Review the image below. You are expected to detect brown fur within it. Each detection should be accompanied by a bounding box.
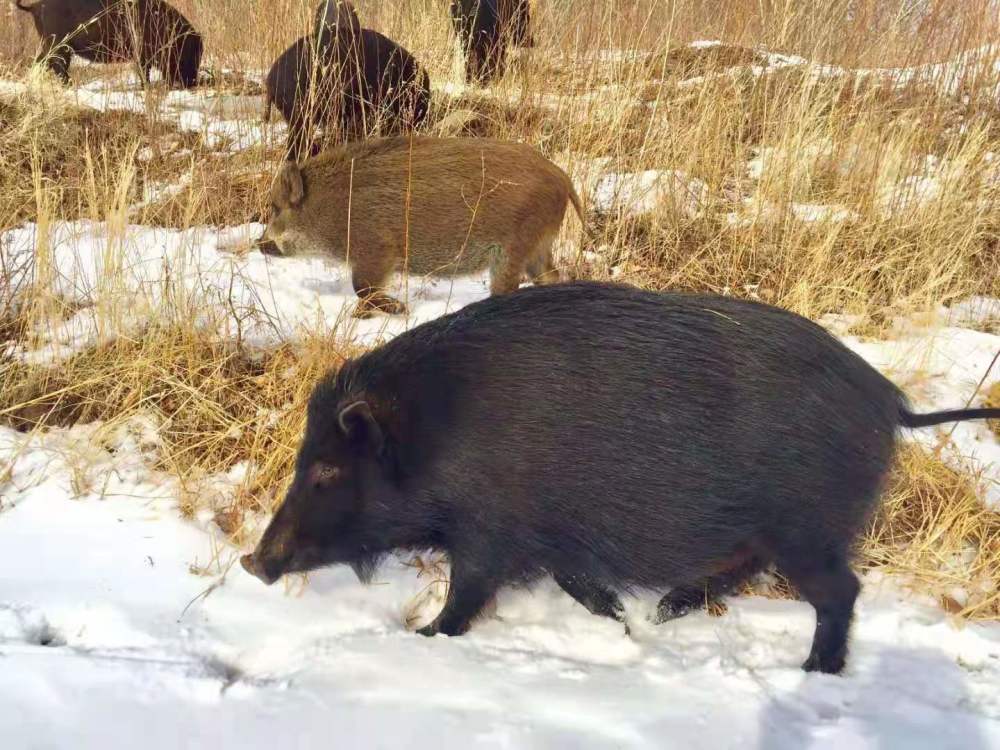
[262,136,584,316]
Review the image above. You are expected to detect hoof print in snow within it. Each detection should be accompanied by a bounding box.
[34,623,65,648]
[204,655,245,691]
[15,610,67,648]
[801,653,846,675]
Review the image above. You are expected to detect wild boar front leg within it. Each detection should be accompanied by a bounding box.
[36,37,72,83]
[351,254,407,317]
[417,555,500,637]
[554,572,629,634]
[654,555,766,623]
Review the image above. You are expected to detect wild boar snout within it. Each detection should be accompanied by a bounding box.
[257,237,281,256]
[240,548,287,586]
[242,506,298,584]
[240,553,272,584]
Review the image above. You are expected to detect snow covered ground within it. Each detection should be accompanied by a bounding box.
[1,225,998,746]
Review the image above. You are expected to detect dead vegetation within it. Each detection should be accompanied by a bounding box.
[987,382,1000,438]
[0,85,278,230]
[864,445,1000,619]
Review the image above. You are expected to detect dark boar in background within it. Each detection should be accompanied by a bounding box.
[16,0,202,87]
[451,0,532,84]
[241,282,1000,674]
[265,0,430,160]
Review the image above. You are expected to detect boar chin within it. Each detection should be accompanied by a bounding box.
[349,553,383,584]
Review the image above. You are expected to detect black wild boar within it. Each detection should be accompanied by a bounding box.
[451,0,532,84]
[265,1,430,160]
[16,0,203,87]
[241,282,1000,674]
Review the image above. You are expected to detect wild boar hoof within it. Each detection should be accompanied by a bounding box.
[651,599,694,625]
[802,652,845,675]
[352,298,408,319]
[416,624,439,637]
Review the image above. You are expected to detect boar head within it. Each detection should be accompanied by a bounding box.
[242,395,402,586]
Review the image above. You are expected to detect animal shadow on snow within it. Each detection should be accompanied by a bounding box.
[756,647,988,750]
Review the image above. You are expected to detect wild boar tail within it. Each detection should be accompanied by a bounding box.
[565,178,587,249]
[899,405,1000,428]
[567,182,585,224]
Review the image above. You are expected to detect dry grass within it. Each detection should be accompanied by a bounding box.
[986,382,1000,438]
[863,445,1000,619]
[0,0,998,620]
[0,89,277,231]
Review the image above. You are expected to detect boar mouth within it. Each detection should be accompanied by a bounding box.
[241,546,325,585]
[242,545,383,586]
[240,552,281,584]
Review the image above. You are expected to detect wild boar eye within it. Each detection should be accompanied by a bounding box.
[310,464,340,489]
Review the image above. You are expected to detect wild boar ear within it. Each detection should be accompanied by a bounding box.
[338,400,384,455]
[276,162,305,208]
[340,2,361,38]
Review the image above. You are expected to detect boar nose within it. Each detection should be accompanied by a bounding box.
[240,552,282,585]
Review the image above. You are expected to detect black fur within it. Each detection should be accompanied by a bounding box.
[17,0,202,88]
[450,0,532,84]
[245,282,1000,674]
[265,1,430,160]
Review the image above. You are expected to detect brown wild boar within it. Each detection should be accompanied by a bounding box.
[259,136,584,317]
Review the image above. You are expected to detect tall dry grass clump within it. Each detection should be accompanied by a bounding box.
[0,0,998,619]
[864,445,1000,620]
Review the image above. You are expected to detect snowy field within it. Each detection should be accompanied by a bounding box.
[2,41,1000,750]
[2,231,998,748]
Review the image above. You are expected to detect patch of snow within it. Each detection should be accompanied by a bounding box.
[0,219,494,360]
[672,41,1000,102]
[0,70,279,153]
[789,202,860,223]
[592,170,708,219]
[946,297,1000,328]
[879,174,943,214]
[725,198,859,227]
[747,139,862,185]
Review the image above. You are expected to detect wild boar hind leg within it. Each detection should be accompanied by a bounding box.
[488,242,525,296]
